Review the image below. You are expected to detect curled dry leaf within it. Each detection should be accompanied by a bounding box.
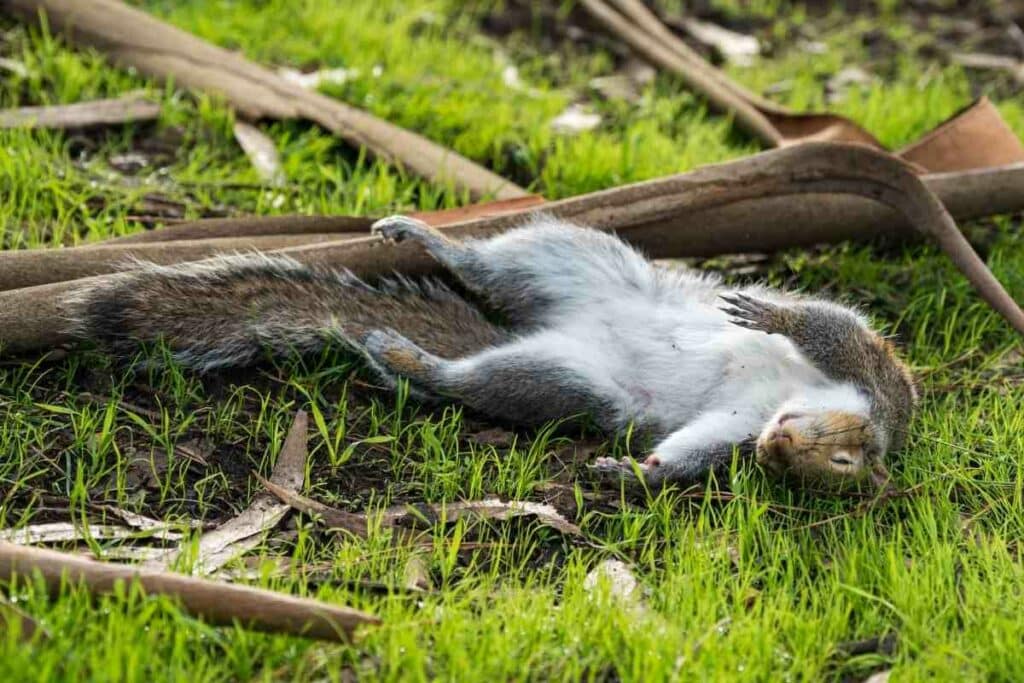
[583,559,643,608]
[382,497,581,536]
[233,121,285,186]
[678,18,760,66]
[550,104,602,134]
[0,57,29,78]
[0,522,183,544]
[590,58,656,103]
[277,66,357,90]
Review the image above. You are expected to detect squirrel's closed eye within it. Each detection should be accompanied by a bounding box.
[830,454,856,466]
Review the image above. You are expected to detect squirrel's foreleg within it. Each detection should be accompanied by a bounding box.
[592,409,753,487]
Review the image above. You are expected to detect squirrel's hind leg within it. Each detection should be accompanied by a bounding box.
[359,328,447,402]
[362,328,623,428]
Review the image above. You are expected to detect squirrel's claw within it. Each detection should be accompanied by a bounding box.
[371,215,431,243]
[590,456,650,482]
[718,293,779,334]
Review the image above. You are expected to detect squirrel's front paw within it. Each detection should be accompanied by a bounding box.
[590,456,658,485]
[718,293,788,335]
[371,215,431,243]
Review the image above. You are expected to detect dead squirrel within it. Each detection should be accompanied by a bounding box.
[67,215,916,489]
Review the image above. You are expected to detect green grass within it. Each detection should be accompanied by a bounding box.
[2,1,1024,680]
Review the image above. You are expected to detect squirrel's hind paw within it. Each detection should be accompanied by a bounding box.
[718,293,783,334]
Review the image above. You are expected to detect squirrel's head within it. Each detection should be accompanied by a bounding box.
[755,336,916,490]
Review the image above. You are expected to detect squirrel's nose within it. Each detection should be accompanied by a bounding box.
[766,426,796,455]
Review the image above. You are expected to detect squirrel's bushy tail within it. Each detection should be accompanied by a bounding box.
[65,253,506,372]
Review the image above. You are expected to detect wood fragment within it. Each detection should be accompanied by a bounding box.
[0,92,160,129]
[578,0,782,145]
[0,541,379,641]
[6,0,526,200]
[143,411,309,573]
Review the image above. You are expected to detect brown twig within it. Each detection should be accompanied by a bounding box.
[5,0,526,200]
[0,541,379,641]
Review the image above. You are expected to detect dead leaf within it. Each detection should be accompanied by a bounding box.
[590,58,656,103]
[277,66,356,90]
[107,152,150,174]
[0,522,182,544]
[101,506,204,532]
[0,92,160,130]
[233,121,285,186]
[382,497,581,536]
[678,18,760,66]
[0,57,29,78]
[143,411,309,573]
[826,66,874,104]
[583,559,642,607]
[402,552,433,592]
[550,104,601,134]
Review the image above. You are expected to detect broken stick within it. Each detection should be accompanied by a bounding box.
[0,92,160,129]
[0,541,378,641]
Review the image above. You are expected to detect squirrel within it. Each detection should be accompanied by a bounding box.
[66,215,917,489]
